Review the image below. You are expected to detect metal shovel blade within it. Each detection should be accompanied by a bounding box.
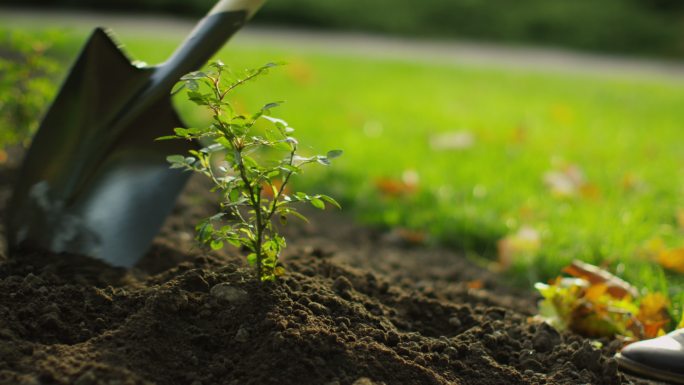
[6,0,266,267]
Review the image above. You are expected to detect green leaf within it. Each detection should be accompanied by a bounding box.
[166,155,195,169]
[327,150,343,159]
[196,221,213,243]
[279,164,300,174]
[319,194,342,209]
[185,80,199,91]
[285,136,299,145]
[310,197,326,210]
[181,71,207,81]
[166,155,186,164]
[287,210,309,223]
[262,102,281,111]
[294,192,309,200]
[210,240,224,250]
[170,81,186,95]
[174,127,199,138]
[200,143,223,153]
[209,213,226,222]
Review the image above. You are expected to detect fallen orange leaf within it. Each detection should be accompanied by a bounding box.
[374,170,419,198]
[562,260,638,299]
[374,178,416,197]
[395,228,426,245]
[467,279,484,290]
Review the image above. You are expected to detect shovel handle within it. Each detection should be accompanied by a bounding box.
[210,0,265,19]
[158,0,266,83]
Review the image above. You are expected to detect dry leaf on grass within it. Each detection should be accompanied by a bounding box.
[562,260,638,299]
[543,164,600,199]
[536,261,672,341]
[497,226,541,271]
[429,130,475,151]
[657,247,684,274]
[374,170,419,198]
[637,293,670,339]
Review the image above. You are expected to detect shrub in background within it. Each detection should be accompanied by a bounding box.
[0,30,60,155]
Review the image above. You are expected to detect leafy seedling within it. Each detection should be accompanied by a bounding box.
[161,61,342,281]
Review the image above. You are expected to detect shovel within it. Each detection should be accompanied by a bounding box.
[6,0,266,267]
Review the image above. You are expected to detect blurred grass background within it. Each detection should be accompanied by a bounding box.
[4,0,684,58]
[2,1,684,323]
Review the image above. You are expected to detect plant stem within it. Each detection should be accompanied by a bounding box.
[254,186,264,280]
[234,146,263,280]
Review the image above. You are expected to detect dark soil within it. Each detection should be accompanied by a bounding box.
[0,170,665,385]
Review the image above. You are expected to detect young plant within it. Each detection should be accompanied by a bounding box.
[161,61,342,282]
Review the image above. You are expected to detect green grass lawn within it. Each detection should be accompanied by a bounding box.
[4,25,684,321]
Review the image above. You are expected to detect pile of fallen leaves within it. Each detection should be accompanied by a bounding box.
[535,260,682,342]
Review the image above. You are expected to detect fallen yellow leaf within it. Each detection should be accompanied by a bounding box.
[637,293,671,339]
[584,283,609,302]
[657,247,684,274]
[285,58,316,85]
[550,103,575,124]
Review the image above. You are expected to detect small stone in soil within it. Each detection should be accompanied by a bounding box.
[352,378,375,385]
[332,275,354,296]
[532,322,561,352]
[448,316,462,328]
[210,283,248,304]
[234,327,250,343]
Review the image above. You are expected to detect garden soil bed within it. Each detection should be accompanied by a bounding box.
[0,168,665,385]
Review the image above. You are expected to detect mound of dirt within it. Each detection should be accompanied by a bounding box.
[0,172,660,384]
